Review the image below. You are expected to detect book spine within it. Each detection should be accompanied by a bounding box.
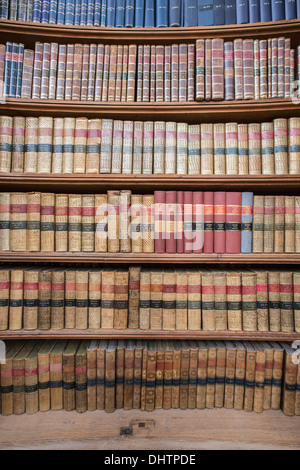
[289,118,300,175]
[38,270,52,330]
[214,272,227,330]
[142,195,154,254]
[204,191,214,253]
[253,346,265,413]
[271,347,284,410]
[214,191,226,254]
[108,45,117,102]
[127,44,137,102]
[27,191,41,252]
[187,271,201,330]
[155,45,164,103]
[200,123,213,175]
[248,122,261,175]
[233,344,245,410]
[142,44,150,102]
[280,272,294,332]
[268,272,281,332]
[24,270,39,330]
[263,195,275,253]
[125,0,134,26]
[0,192,10,252]
[40,192,55,252]
[178,43,188,102]
[171,44,179,102]
[154,191,166,254]
[94,44,104,101]
[196,345,207,409]
[132,121,143,174]
[254,39,260,100]
[175,271,188,330]
[195,40,205,102]
[0,116,13,173]
[256,271,269,332]
[243,39,254,100]
[136,45,143,102]
[114,270,129,329]
[211,38,224,100]
[142,121,153,174]
[237,123,248,175]
[252,195,264,253]
[49,0,58,22]
[65,44,74,101]
[271,37,278,99]
[261,122,274,175]
[263,346,274,410]
[9,268,24,330]
[242,272,257,331]
[88,270,101,329]
[225,122,238,175]
[224,41,234,101]
[50,349,64,411]
[16,44,24,99]
[202,272,215,330]
[119,189,131,253]
[107,190,120,253]
[234,38,243,100]
[55,193,68,252]
[65,269,76,328]
[37,116,53,174]
[259,39,268,99]
[68,194,82,252]
[94,0,101,25]
[24,117,38,173]
[226,272,242,331]
[284,38,291,99]
[80,44,90,101]
[241,192,253,254]
[75,270,89,329]
[134,0,144,26]
[164,45,171,102]
[244,346,256,411]
[95,194,108,253]
[144,0,155,25]
[153,121,165,174]
[20,49,34,99]
[81,194,95,252]
[128,266,141,328]
[10,192,27,252]
[48,43,58,100]
[72,43,83,101]
[187,43,195,102]
[285,195,295,253]
[177,122,188,175]
[0,268,9,330]
[192,191,204,254]
[11,116,25,173]
[86,119,101,174]
[75,345,88,412]
[87,0,95,25]
[74,117,88,174]
[32,42,43,100]
[116,0,125,26]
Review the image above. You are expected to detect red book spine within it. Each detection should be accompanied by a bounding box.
[176,191,184,253]
[204,191,214,253]
[154,190,166,253]
[214,191,226,254]
[225,192,242,253]
[165,191,176,254]
[193,191,204,254]
[183,191,193,253]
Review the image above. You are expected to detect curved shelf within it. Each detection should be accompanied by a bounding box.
[0,19,300,45]
[0,252,299,264]
[0,174,299,193]
[0,328,299,341]
[0,98,298,122]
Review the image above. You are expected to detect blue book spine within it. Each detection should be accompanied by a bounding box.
[17,0,27,21]
[116,0,125,25]
[241,192,253,253]
[32,0,42,21]
[80,0,88,24]
[26,0,34,20]
[9,0,17,20]
[285,0,297,18]
[41,0,50,22]
[135,0,144,25]
[213,0,225,24]
[49,0,58,22]
[101,0,107,25]
[94,0,102,24]
[125,0,134,25]
[66,0,75,24]
[1,0,9,19]
[236,0,248,22]
[9,43,18,98]
[74,0,81,23]
[181,0,184,24]
[16,43,24,98]
[156,0,169,26]
[184,0,198,25]
[198,0,213,25]
[144,0,155,25]
[57,0,66,23]
[4,43,12,97]
[298,0,300,17]
[87,0,95,25]
[107,0,116,25]
[169,0,181,26]
[249,0,260,21]
[225,0,236,23]
[271,0,285,19]
[260,0,272,21]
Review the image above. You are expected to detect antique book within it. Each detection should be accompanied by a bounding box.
[243,340,256,412]
[175,269,188,330]
[233,341,246,411]
[95,194,108,253]
[214,270,227,331]
[10,192,27,252]
[68,194,82,252]
[226,270,242,331]
[38,268,52,330]
[107,190,120,253]
[23,268,40,330]
[256,270,269,332]
[196,341,208,410]
[25,342,44,415]
[206,341,217,409]
[9,267,24,330]
[1,341,24,415]
[114,269,129,329]
[96,339,108,410]
[201,269,215,331]
[52,118,64,173]
[38,340,56,412]
[51,269,65,330]
[252,195,264,253]
[123,340,135,410]
[88,269,101,329]
[187,268,201,330]
[81,194,95,252]
[50,339,68,411]
[0,267,10,330]
[253,342,266,413]
[150,268,163,330]
[285,195,295,253]
[101,268,115,329]
[237,123,249,175]
[74,117,88,174]
[215,341,226,408]
[211,38,224,100]
[75,340,89,413]
[13,341,36,415]
[75,269,89,330]
[280,342,297,416]
[263,195,275,253]
[225,191,242,253]
[0,193,10,252]
[139,268,151,330]
[105,339,117,413]
[64,268,77,328]
[162,268,176,331]
[128,266,141,329]
[119,189,131,253]
[55,193,68,252]
[62,340,79,412]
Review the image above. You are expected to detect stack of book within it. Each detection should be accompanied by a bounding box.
[1,38,299,101]
[0,265,300,332]
[0,190,299,254]
[1,339,299,416]
[1,0,300,27]
[1,115,299,175]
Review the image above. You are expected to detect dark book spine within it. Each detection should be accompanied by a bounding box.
[156,0,169,26]
[169,0,181,26]
[135,0,145,26]
[125,0,135,26]
[236,0,249,23]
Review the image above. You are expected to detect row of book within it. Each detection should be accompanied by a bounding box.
[1,339,299,416]
[1,191,299,254]
[2,0,300,27]
[1,116,299,176]
[2,38,299,101]
[1,266,300,332]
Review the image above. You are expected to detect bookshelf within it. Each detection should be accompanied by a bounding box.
[0,16,300,450]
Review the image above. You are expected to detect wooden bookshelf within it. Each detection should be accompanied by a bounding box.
[1,17,300,451]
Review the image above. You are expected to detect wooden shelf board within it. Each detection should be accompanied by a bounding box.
[0,98,298,123]
[0,173,299,192]
[0,252,299,264]
[0,408,299,450]
[1,18,300,45]
[1,329,299,340]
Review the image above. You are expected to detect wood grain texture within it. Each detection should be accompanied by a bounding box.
[0,409,299,450]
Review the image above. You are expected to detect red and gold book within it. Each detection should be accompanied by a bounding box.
[165,191,176,254]
[154,190,166,254]
[212,38,224,101]
[225,192,242,253]
[195,39,205,101]
[171,43,179,102]
[214,192,226,254]
[183,191,193,254]
[192,191,204,254]
[72,43,83,101]
[243,39,254,100]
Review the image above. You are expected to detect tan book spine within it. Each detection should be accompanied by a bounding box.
[289,117,300,175]
[162,269,176,331]
[145,342,156,412]
[64,269,76,329]
[140,342,148,410]
[124,342,135,410]
[233,344,246,410]
[68,194,82,252]
[23,269,39,330]
[62,117,75,174]
[294,272,300,332]
[10,192,27,252]
[86,119,101,174]
[252,195,264,253]
[127,44,137,102]
[87,341,98,411]
[81,194,95,252]
[75,270,89,329]
[253,344,265,413]
[75,341,88,413]
[101,269,115,329]
[88,270,101,329]
[107,190,120,253]
[130,194,143,253]
[241,271,257,331]
[268,271,281,332]
[105,341,117,413]
[50,342,66,411]
[196,344,207,409]
[274,195,285,253]
[0,268,9,330]
[200,123,213,175]
[108,45,117,102]
[263,345,274,410]
[139,268,151,329]
[280,271,294,332]
[248,123,261,175]
[11,116,25,173]
[38,269,52,330]
[285,195,295,253]
[24,117,38,173]
[226,271,242,331]
[55,194,68,252]
[244,344,256,412]
[52,117,64,174]
[9,268,24,330]
[121,45,128,102]
[26,191,41,252]
[175,270,188,330]
[96,341,107,410]
[179,343,190,410]
[215,343,226,408]
[119,190,131,253]
[0,116,13,172]
[142,194,154,253]
[62,341,77,412]
[115,341,124,409]
[25,344,40,415]
[1,343,22,415]
[115,45,123,102]
[271,345,284,410]
[114,269,129,329]
[13,343,35,415]
[274,118,288,175]
[281,345,297,416]
[296,196,300,253]
[128,266,141,329]
[261,122,274,175]
[206,342,216,409]
[74,117,88,174]
[295,363,300,416]
[40,192,55,252]
[237,123,249,175]
[163,342,173,410]
[214,271,227,331]
[187,269,201,330]
[201,271,215,331]
[213,123,225,176]
[263,195,275,253]
[111,120,123,174]
[256,271,269,332]
[0,192,10,252]
[37,116,53,174]
[225,122,238,175]
[51,270,65,330]
[95,194,108,253]
[150,269,163,330]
